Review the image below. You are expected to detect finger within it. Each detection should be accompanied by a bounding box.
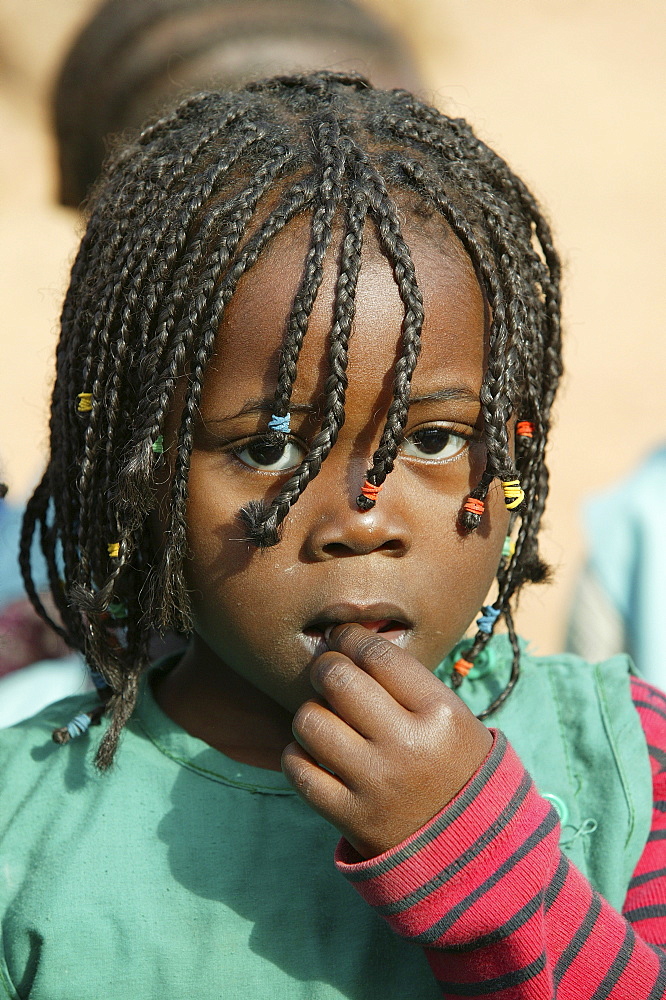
[291,698,370,784]
[310,650,407,739]
[281,740,352,822]
[327,623,450,712]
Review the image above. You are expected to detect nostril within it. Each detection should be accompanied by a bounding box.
[321,539,404,557]
[306,509,412,561]
[321,542,356,558]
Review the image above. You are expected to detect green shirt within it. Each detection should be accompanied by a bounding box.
[0,637,652,998]
[0,670,440,1000]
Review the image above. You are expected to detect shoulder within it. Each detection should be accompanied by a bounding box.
[521,644,636,684]
[0,692,164,888]
[520,642,636,685]
[521,645,646,724]
[0,695,102,892]
[0,691,97,745]
[0,692,99,785]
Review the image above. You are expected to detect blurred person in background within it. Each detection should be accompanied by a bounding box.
[53,0,422,209]
[0,469,91,727]
[567,444,666,688]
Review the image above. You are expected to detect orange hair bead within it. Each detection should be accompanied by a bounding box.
[356,480,383,511]
[516,421,535,438]
[453,657,474,677]
[463,497,485,517]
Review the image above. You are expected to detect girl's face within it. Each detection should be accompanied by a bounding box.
[178,215,509,713]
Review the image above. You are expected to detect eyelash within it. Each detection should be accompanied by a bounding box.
[229,424,477,473]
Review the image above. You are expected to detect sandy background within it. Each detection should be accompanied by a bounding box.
[0,0,664,654]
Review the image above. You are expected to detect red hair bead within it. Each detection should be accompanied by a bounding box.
[516,421,535,438]
[356,480,383,511]
[463,497,485,517]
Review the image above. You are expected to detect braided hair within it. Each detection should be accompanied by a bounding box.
[23,72,562,767]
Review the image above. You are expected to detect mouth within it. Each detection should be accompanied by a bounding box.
[301,603,414,656]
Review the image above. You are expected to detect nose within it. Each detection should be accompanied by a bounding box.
[302,488,412,560]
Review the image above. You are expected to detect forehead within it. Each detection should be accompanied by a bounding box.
[205,210,487,407]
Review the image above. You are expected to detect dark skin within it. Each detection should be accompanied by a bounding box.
[155,213,506,859]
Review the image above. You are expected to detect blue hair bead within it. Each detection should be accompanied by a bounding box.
[90,669,109,692]
[268,413,290,434]
[476,605,501,634]
[66,713,92,740]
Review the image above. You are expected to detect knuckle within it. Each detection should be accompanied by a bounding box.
[312,654,354,693]
[291,701,320,739]
[393,722,421,754]
[353,632,393,666]
[423,695,455,730]
[283,757,315,796]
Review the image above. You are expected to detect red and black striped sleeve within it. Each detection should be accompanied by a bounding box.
[624,677,666,946]
[336,704,666,998]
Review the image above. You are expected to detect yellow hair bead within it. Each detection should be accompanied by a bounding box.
[76,392,93,413]
[107,542,120,558]
[502,479,524,510]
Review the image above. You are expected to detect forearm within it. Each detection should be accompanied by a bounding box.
[336,732,666,998]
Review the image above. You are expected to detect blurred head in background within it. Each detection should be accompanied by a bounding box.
[53,0,422,208]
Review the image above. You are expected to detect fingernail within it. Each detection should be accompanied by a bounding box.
[323,624,334,643]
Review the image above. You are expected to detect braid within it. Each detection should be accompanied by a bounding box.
[151,171,320,619]
[351,153,424,507]
[270,118,346,426]
[27,73,563,763]
[241,173,369,546]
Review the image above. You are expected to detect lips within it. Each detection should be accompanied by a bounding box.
[301,602,414,655]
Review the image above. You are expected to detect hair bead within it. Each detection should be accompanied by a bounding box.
[356,480,382,511]
[151,435,164,454]
[516,421,535,438]
[502,479,525,510]
[476,604,501,634]
[107,542,120,558]
[502,535,516,559]
[51,703,106,745]
[453,657,474,678]
[52,712,92,744]
[90,669,110,692]
[463,496,485,517]
[76,392,93,412]
[268,413,291,434]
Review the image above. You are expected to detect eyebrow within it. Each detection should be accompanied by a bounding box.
[204,386,480,425]
[203,398,316,425]
[409,386,480,405]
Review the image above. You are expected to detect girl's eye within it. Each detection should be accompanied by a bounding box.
[402,426,469,461]
[234,438,304,472]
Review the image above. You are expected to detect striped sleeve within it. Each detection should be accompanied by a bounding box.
[336,727,666,998]
[624,677,666,945]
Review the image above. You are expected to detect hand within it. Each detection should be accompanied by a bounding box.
[281,623,493,859]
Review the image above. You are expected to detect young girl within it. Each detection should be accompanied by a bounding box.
[1,73,665,999]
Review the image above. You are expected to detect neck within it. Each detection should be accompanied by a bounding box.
[153,637,294,771]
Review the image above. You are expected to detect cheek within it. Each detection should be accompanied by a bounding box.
[183,475,295,637]
[417,481,508,657]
